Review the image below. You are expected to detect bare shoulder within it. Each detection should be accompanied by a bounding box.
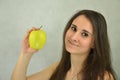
[27,61,59,80]
[104,71,114,80]
[98,71,114,80]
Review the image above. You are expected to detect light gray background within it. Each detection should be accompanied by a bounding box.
[0,0,120,80]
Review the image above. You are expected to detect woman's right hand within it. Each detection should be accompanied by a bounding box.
[21,27,40,54]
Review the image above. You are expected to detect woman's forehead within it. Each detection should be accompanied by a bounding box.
[72,15,93,33]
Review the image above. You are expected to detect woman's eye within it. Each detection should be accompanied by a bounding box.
[81,32,89,37]
[71,26,77,32]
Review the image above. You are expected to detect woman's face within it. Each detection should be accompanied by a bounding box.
[65,15,94,55]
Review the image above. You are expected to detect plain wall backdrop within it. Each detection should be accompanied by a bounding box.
[0,0,120,80]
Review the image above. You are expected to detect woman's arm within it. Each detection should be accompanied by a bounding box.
[11,52,33,80]
[27,62,59,80]
[11,27,59,80]
[11,27,39,80]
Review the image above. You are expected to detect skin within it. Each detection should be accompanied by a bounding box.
[65,15,94,80]
[65,15,94,55]
[11,28,58,80]
[11,15,114,80]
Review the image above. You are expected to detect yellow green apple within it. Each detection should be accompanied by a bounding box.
[29,29,47,50]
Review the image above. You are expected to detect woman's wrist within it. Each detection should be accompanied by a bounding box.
[20,51,34,60]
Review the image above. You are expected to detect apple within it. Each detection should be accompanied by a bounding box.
[29,29,47,50]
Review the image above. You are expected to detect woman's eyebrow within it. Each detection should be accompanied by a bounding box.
[82,29,89,33]
[82,29,93,35]
[71,24,77,28]
[71,24,93,35]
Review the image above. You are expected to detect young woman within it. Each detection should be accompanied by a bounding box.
[11,10,116,80]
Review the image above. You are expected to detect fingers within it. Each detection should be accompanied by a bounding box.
[22,27,40,54]
[23,27,40,46]
[31,27,40,30]
[27,27,40,33]
[25,27,40,39]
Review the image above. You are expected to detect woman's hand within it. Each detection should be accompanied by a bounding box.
[11,27,41,80]
[21,27,40,54]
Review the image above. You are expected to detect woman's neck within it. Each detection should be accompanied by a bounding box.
[70,54,88,74]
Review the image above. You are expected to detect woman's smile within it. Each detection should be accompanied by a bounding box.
[65,15,94,55]
[68,39,80,47]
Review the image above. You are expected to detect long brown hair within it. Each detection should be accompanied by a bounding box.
[49,10,116,80]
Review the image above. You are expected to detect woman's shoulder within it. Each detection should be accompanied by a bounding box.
[104,71,114,80]
[98,71,115,80]
[27,61,59,80]
[48,61,59,71]
[50,61,59,68]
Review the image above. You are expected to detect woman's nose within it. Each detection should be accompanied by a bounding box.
[71,33,79,42]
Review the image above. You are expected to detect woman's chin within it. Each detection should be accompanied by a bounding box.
[66,47,78,54]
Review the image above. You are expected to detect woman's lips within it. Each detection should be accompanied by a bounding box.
[68,40,79,47]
